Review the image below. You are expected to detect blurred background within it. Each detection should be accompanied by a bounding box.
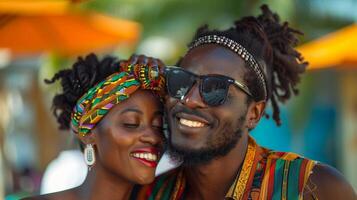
[1,0,356,199]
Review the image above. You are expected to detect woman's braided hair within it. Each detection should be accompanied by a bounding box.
[186,5,307,125]
[45,53,119,130]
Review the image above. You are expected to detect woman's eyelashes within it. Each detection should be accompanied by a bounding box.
[122,123,140,129]
[152,117,163,131]
[120,121,163,131]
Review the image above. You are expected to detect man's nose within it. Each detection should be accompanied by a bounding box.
[181,83,206,108]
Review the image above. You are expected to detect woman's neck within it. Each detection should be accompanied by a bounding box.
[76,164,134,200]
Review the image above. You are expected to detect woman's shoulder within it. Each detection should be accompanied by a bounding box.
[21,188,78,200]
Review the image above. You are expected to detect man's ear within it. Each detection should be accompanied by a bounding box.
[246,100,266,129]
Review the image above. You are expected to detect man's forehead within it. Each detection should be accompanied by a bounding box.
[180,44,247,79]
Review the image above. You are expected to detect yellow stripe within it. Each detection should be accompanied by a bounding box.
[225,137,257,199]
[304,161,317,186]
[281,152,299,161]
[226,175,238,197]
[298,160,317,200]
[281,161,290,200]
[259,157,272,200]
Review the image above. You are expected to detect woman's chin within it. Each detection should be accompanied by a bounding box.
[134,171,156,185]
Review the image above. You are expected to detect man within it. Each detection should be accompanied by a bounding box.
[135,5,356,200]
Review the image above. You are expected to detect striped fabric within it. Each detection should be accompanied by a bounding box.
[138,137,316,200]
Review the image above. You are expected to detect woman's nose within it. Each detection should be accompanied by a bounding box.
[139,126,163,146]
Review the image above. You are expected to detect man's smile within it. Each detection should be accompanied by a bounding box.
[179,118,205,128]
[175,112,211,129]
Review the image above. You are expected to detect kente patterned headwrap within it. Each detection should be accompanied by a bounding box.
[71,64,165,136]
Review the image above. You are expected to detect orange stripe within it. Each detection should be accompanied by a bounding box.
[172,170,185,200]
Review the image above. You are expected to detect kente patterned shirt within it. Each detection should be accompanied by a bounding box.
[133,136,317,200]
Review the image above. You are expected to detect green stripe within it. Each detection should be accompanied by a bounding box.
[149,174,168,199]
[272,159,285,200]
[97,109,108,116]
[288,158,303,200]
[117,95,129,102]
[161,176,176,200]
[78,128,90,134]
[92,98,101,106]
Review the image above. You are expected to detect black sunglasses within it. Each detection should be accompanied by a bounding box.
[165,66,252,106]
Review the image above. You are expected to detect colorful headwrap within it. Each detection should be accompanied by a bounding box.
[71,64,165,136]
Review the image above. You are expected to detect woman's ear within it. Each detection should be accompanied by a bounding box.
[76,130,97,145]
[246,100,266,129]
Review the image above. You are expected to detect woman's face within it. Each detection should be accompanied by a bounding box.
[92,90,164,184]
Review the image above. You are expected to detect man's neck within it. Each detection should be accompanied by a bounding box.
[184,133,249,200]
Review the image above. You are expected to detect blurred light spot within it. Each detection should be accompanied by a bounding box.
[7,90,24,118]
[137,36,177,60]
[0,49,11,69]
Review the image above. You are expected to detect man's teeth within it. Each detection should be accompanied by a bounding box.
[131,153,158,162]
[179,118,205,128]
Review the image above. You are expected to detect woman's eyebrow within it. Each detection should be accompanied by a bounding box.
[120,108,143,115]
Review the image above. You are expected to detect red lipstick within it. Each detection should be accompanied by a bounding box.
[131,147,160,168]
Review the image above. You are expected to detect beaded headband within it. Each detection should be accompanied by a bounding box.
[189,35,267,100]
[71,64,165,136]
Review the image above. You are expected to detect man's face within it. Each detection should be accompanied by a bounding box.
[165,44,251,165]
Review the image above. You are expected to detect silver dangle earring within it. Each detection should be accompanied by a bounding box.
[84,144,95,170]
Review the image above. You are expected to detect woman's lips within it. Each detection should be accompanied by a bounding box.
[130,148,160,168]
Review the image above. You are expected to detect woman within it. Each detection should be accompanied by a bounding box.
[24,54,166,200]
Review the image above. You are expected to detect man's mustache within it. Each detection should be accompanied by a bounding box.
[169,104,212,123]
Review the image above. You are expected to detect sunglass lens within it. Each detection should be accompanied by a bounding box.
[167,69,195,99]
[202,77,229,106]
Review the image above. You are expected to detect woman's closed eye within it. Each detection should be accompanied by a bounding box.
[152,117,163,131]
[122,123,140,129]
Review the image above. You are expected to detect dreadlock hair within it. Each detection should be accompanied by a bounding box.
[183,5,307,126]
[45,53,119,130]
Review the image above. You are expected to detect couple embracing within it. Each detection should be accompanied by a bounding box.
[25,5,356,200]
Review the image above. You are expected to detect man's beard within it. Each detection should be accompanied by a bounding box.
[166,116,245,167]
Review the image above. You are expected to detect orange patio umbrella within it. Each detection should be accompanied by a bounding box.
[0,0,141,58]
[297,24,357,70]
